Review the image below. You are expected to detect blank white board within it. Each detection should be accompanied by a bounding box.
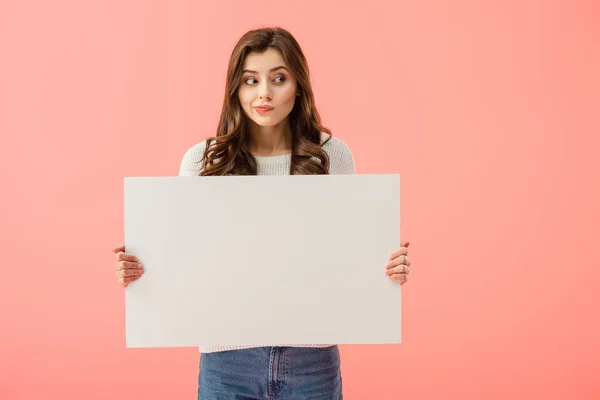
[124,174,401,348]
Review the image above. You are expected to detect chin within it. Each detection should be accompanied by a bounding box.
[250,116,284,127]
[257,120,281,127]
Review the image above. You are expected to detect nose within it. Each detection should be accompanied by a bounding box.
[258,83,272,101]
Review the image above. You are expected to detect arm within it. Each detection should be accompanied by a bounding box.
[178,141,207,176]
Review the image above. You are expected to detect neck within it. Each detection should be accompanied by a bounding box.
[247,119,293,156]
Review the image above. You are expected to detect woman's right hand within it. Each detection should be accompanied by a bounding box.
[112,245,144,287]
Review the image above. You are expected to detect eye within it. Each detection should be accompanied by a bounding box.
[244,77,258,85]
[274,75,286,83]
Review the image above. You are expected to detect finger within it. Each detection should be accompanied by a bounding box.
[116,260,143,271]
[386,265,409,276]
[118,275,141,286]
[389,247,408,260]
[389,273,408,283]
[112,245,125,253]
[116,252,138,263]
[385,255,409,270]
[117,268,144,278]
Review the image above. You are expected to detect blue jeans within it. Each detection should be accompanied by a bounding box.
[198,346,343,400]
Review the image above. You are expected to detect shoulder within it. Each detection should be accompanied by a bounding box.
[320,133,355,174]
[178,140,208,176]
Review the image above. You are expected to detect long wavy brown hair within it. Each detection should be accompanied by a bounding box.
[199,27,332,176]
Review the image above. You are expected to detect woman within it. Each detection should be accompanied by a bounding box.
[112,27,412,400]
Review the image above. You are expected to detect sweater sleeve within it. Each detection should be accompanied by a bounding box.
[178,141,207,176]
[323,135,356,175]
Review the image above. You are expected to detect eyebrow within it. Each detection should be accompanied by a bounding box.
[242,66,289,74]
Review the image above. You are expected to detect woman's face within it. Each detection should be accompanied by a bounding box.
[238,48,298,127]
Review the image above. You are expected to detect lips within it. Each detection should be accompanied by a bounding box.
[255,105,274,111]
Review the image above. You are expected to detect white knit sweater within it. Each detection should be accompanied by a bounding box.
[177,133,355,353]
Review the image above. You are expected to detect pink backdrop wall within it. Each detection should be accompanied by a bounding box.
[1,1,598,399]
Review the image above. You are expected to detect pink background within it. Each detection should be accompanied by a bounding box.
[1,0,599,399]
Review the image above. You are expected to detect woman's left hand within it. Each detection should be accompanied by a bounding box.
[385,241,411,285]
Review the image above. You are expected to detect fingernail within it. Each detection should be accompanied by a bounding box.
[137,263,143,269]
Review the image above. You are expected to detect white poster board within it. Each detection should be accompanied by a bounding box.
[124,174,401,348]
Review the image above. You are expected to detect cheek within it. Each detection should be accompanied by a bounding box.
[238,88,253,108]
[279,84,297,105]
